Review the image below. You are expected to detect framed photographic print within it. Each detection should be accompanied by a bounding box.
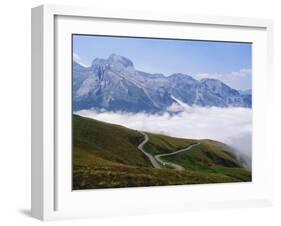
[31,4,274,221]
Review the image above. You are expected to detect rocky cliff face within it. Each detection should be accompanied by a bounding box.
[73,54,252,112]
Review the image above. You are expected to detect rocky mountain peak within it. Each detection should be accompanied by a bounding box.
[107,54,134,68]
[73,54,252,112]
[91,58,107,67]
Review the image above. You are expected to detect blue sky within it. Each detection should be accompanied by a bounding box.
[73,35,252,90]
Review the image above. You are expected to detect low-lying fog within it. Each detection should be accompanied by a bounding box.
[76,106,252,169]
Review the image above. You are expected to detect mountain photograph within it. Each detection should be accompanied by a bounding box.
[72,35,252,189]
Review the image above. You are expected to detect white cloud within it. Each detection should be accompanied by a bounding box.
[73,52,90,67]
[194,69,252,90]
[166,102,185,112]
[76,106,252,168]
[73,52,81,61]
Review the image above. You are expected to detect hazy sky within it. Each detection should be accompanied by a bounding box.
[73,34,252,90]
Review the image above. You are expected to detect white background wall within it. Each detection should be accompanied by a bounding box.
[0,0,280,225]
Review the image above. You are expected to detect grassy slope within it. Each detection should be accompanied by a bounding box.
[143,133,197,155]
[73,115,251,190]
[161,140,251,181]
[73,115,151,167]
[144,134,251,182]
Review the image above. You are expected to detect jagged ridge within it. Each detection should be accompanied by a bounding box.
[73,54,252,112]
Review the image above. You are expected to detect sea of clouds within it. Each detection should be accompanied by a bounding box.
[76,105,252,169]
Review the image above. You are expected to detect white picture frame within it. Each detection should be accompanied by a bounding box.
[31,4,274,221]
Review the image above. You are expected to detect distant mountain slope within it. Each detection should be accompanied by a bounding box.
[73,54,252,112]
[73,115,251,189]
[239,89,252,95]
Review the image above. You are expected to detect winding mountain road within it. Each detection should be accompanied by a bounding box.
[155,143,200,171]
[137,132,200,171]
[137,132,161,169]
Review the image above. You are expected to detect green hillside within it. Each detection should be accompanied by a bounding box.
[143,133,197,155]
[160,140,251,181]
[73,115,151,167]
[73,115,251,190]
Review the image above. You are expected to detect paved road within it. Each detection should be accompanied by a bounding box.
[137,132,161,168]
[155,143,200,171]
[137,132,200,171]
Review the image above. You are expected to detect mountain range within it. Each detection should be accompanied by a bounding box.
[73,54,252,113]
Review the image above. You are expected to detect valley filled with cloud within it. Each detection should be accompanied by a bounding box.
[76,106,252,168]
